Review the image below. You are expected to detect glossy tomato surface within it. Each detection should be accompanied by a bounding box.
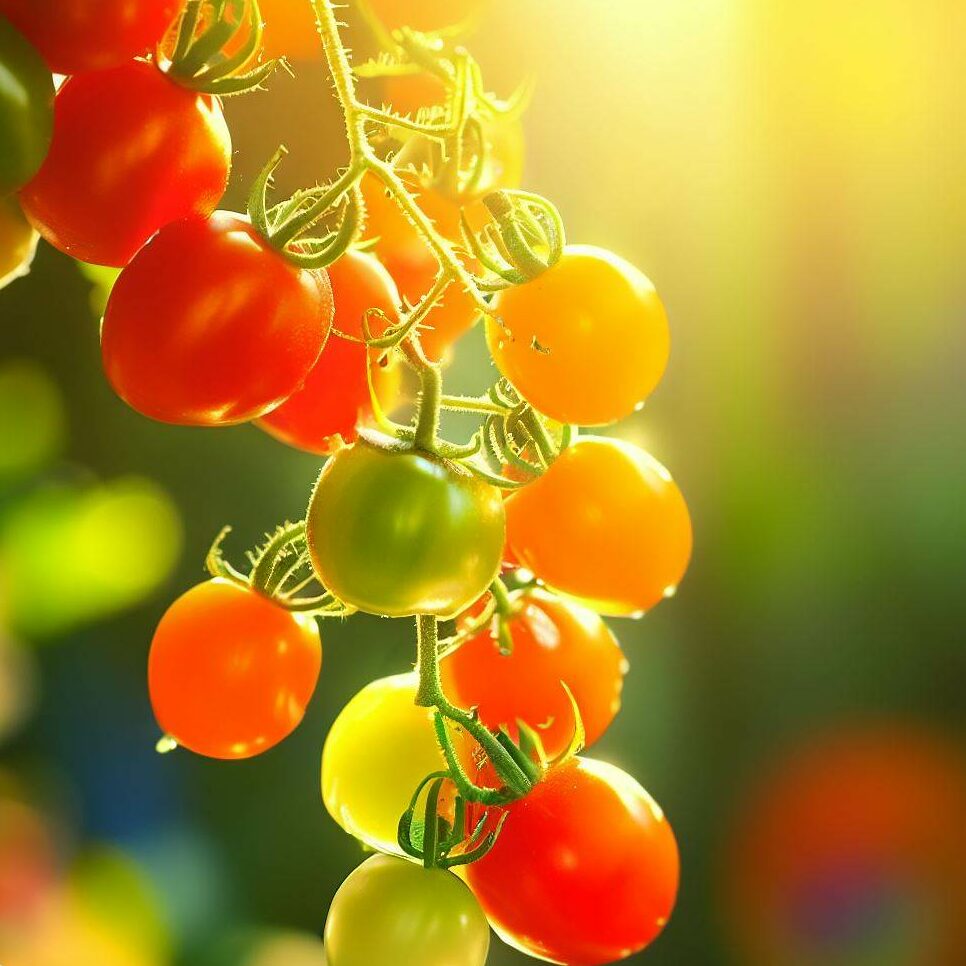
[0,195,38,290]
[0,16,53,194]
[102,211,332,425]
[325,854,490,966]
[505,437,692,616]
[148,578,322,760]
[258,249,402,454]
[442,589,626,758]
[487,245,670,425]
[307,438,505,618]
[466,756,679,966]
[0,0,178,74]
[20,60,230,267]
[321,673,466,855]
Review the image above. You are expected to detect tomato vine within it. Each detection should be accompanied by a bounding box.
[1,0,692,961]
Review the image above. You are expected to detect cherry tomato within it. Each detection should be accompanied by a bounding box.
[101,211,333,426]
[258,249,403,454]
[365,0,487,33]
[466,756,679,965]
[487,245,670,425]
[148,578,322,760]
[324,854,490,966]
[505,437,692,616]
[307,437,505,618]
[0,0,178,75]
[0,195,38,290]
[0,16,53,194]
[322,673,469,855]
[20,60,231,267]
[359,172,482,362]
[441,589,626,759]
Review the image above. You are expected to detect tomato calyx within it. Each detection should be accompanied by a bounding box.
[247,146,364,270]
[461,189,566,290]
[161,0,284,97]
[432,379,575,489]
[205,522,355,617]
[397,772,508,870]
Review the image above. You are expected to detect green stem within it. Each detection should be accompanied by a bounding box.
[440,394,509,415]
[414,615,532,797]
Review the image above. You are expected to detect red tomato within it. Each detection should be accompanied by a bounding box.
[359,172,482,362]
[505,437,692,616]
[466,756,679,965]
[148,578,322,759]
[441,590,626,758]
[101,211,333,426]
[258,249,403,454]
[19,60,230,268]
[0,0,178,75]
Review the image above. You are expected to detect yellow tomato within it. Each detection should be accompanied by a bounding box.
[322,673,466,854]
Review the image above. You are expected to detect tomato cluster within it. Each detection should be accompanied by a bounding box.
[2,2,693,965]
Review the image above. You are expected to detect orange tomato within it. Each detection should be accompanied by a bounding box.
[148,578,322,759]
[504,437,692,616]
[487,245,670,426]
[258,249,403,454]
[441,589,626,758]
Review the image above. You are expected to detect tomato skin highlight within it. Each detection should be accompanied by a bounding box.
[306,438,506,619]
[20,60,231,267]
[0,194,38,290]
[466,756,679,966]
[321,673,466,855]
[487,245,670,425]
[0,16,53,194]
[505,437,692,616]
[442,589,626,759]
[324,853,490,966]
[148,578,322,760]
[258,249,402,454]
[101,211,333,426]
[0,0,179,75]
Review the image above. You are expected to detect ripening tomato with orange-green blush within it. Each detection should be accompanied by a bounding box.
[258,249,403,454]
[486,245,670,425]
[442,589,626,758]
[505,436,692,616]
[306,437,506,619]
[148,578,322,759]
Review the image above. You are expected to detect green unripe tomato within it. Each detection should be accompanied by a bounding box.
[324,854,490,966]
[306,437,505,618]
[0,17,54,193]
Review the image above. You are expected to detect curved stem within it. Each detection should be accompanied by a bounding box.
[414,615,532,797]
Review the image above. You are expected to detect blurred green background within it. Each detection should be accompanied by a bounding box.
[1,1,964,964]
